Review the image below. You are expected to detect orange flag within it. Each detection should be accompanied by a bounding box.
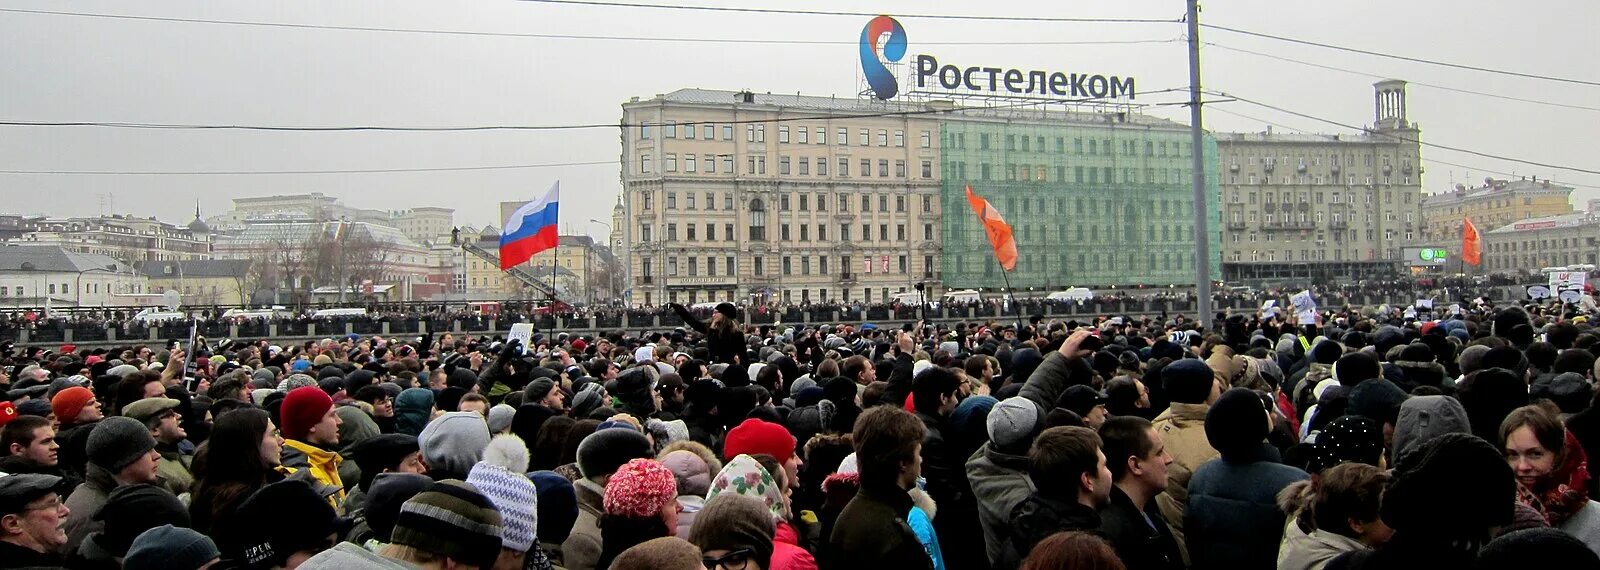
[1462,217,1482,266]
[964,185,1018,271]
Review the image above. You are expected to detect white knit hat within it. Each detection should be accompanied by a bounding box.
[466,435,538,552]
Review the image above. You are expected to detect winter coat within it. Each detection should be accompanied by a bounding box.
[298,541,414,570]
[1097,486,1184,570]
[826,480,933,570]
[1150,402,1217,562]
[774,520,820,570]
[561,477,605,570]
[0,539,63,569]
[915,410,984,570]
[62,463,120,553]
[995,494,1102,570]
[54,420,96,481]
[1184,453,1309,570]
[1205,346,1239,391]
[1558,500,1600,557]
[154,441,194,499]
[1323,535,1479,570]
[1277,518,1368,570]
[965,443,1034,566]
[674,494,704,539]
[282,439,347,511]
[0,455,80,498]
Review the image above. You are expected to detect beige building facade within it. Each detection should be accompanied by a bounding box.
[1482,212,1600,274]
[1421,178,1573,243]
[620,89,943,307]
[1216,80,1424,283]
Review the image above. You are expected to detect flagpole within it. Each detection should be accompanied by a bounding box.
[998,266,1022,334]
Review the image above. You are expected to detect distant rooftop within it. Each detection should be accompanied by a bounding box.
[1486,211,1599,234]
[641,88,1189,130]
[0,244,130,273]
[1424,177,1574,204]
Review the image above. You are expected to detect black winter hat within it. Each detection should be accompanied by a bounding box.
[352,433,422,492]
[574,426,653,480]
[1161,358,1214,405]
[1333,352,1380,387]
[232,480,340,569]
[364,472,434,543]
[1347,378,1408,426]
[1381,433,1514,538]
[1531,372,1592,414]
[447,368,480,391]
[1459,367,1530,444]
[1205,387,1270,459]
[524,378,557,404]
[1474,528,1600,568]
[93,484,190,556]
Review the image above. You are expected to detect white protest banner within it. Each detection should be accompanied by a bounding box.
[1551,271,1587,290]
[508,323,536,353]
[1415,299,1434,309]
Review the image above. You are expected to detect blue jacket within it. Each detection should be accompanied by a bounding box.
[1185,451,1309,570]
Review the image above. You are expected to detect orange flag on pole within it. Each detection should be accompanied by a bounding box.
[964,185,1018,271]
[1462,217,1482,266]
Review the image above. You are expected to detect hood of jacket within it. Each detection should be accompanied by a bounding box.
[1393,395,1471,460]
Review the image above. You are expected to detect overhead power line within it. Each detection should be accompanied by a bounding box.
[1206,43,1600,113]
[528,0,1179,23]
[1210,90,1600,177]
[1207,105,1600,191]
[1201,24,1600,88]
[0,87,1189,132]
[0,160,616,176]
[0,8,1178,45]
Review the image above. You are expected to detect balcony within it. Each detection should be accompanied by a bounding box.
[641,276,654,285]
[838,272,856,283]
[1226,219,1247,230]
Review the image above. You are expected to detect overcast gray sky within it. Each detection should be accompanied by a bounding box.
[2,0,1597,239]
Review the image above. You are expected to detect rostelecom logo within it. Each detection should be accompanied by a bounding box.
[859,15,907,100]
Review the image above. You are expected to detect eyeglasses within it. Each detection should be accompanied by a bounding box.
[24,497,63,513]
[703,548,754,570]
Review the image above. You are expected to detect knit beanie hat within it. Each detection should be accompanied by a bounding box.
[392,480,505,569]
[604,458,679,519]
[123,525,219,570]
[279,386,333,441]
[1346,379,1409,426]
[234,480,340,569]
[531,470,579,544]
[93,483,190,556]
[1162,359,1215,404]
[419,411,492,478]
[1474,527,1600,568]
[1305,415,1383,474]
[1381,432,1515,537]
[1204,387,1270,460]
[86,416,157,471]
[688,493,775,568]
[524,378,557,404]
[722,418,795,463]
[488,404,517,434]
[511,404,556,450]
[277,374,318,393]
[52,386,96,425]
[612,536,704,570]
[988,397,1045,454]
[1333,352,1380,387]
[363,473,433,543]
[466,435,538,552]
[575,426,653,480]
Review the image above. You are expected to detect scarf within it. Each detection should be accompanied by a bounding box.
[1515,430,1592,527]
[284,438,348,502]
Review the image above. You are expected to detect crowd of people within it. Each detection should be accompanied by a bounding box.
[2,292,1599,570]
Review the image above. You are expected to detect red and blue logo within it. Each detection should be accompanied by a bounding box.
[860,15,907,100]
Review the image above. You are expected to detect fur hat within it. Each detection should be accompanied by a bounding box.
[575,426,653,480]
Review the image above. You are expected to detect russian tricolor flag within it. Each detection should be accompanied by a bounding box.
[499,182,560,270]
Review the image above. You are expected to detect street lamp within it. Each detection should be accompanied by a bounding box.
[588,219,613,304]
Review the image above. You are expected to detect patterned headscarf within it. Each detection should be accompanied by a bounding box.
[706,454,790,522]
[1516,430,1593,527]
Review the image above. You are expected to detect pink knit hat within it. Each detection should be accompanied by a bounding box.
[603,458,679,519]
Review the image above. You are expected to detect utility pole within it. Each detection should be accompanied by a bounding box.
[1187,0,1214,330]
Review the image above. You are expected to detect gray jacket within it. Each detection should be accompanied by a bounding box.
[299,542,416,570]
[965,442,1034,565]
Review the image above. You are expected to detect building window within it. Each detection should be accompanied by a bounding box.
[895,160,906,177]
[798,127,808,144]
[859,129,870,146]
[839,158,849,176]
[664,120,676,138]
[704,124,715,139]
[838,128,848,145]
[817,158,828,176]
[878,159,889,177]
[640,224,652,242]
[640,155,652,173]
[783,256,792,275]
[920,130,932,148]
[779,156,791,175]
[753,256,763,275]
[877,130,889,146]
[686,225,697,240]
[922,160,933,178]
[816,127,826,144]
[861,159,871,176]
[684,155,696,173]
[665,153,677,172]
[666,192,677,209]
[640,123,652,139]
[894,130,904,147]
[779,125,790,143]
[749,199,767,240]
[798,158,809,175]
[722,125,733,140]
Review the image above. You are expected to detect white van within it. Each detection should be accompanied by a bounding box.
[889,292,925,305]
[312,307,368,318]
[1046,288,1095,302]
[222,306,289,319]
[132,307,186,324]
[941,289,981,304]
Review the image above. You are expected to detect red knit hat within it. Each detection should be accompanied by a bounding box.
[602,458,678,519]
[51,386,96,425]
[722,418,796,463]
[280,386,334,441]
[0,402,16,428]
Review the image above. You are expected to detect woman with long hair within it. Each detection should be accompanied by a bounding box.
[1499,405,1600,552]
[671,302,745,365]
[188,408,285,548]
